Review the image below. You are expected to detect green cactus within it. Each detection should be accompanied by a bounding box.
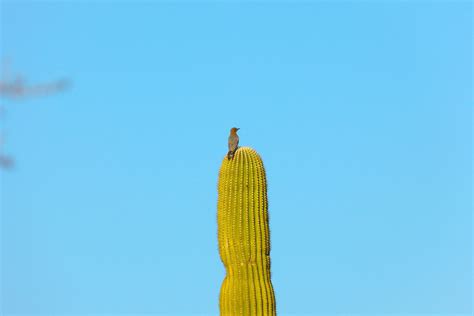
[217,146,276,315]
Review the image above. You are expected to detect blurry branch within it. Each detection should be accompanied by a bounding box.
[0,132,13,169]
[0,79,69,99]
[0,58,69,99]
[0,154,14,169]
[0,77,70,99]
[0,57,70,170]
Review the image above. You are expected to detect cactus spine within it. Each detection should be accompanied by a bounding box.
[217,146,276,315]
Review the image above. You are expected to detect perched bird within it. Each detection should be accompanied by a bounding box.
[227,127,240,160]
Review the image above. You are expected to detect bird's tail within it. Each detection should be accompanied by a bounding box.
[227,150,235,160]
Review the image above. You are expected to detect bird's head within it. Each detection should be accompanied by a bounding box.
[230,127,240,133]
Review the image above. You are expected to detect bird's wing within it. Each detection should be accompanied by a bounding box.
[228,135,239,151]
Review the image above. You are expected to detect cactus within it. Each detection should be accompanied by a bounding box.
[217,146,276,315]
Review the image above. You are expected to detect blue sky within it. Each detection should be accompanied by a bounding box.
[0,1,472,315]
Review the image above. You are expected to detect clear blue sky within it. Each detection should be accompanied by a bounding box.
[0,1,471,315]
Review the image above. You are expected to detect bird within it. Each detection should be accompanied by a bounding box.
[227,127,240,160]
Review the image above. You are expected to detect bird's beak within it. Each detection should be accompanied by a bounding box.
[236,128,240,131]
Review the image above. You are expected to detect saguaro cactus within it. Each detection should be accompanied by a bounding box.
[217,146,276,315]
